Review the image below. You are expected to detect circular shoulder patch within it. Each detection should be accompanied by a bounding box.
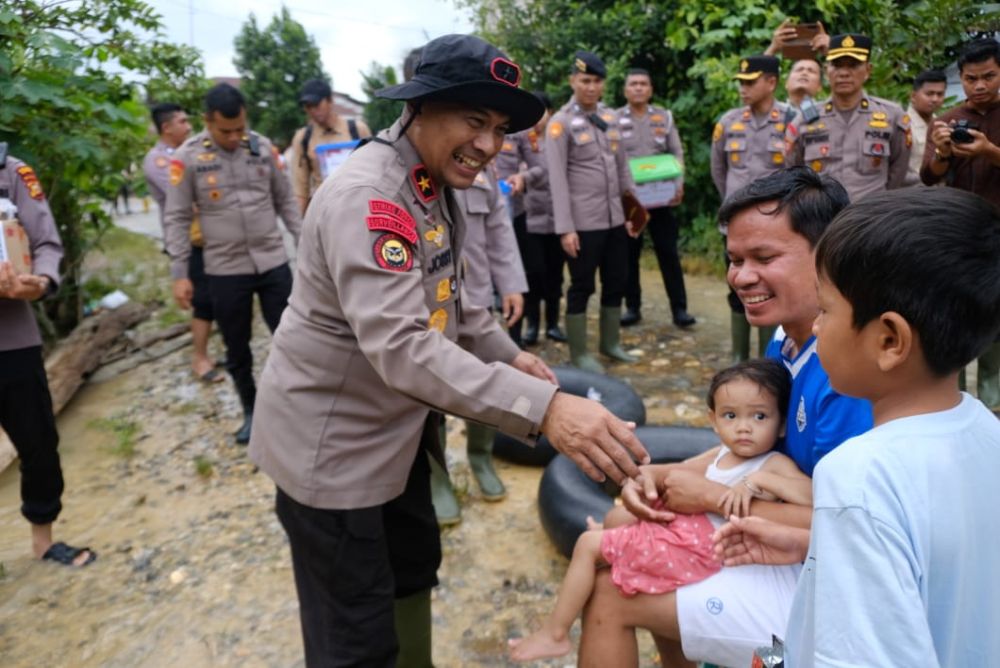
[373,233,413,272]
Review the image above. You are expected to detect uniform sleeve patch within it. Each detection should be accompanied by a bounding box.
[168,159,185,186]
[373,233,413,272]
[548,121,563,139]
[712,123,723,142]
[15,166,45,200]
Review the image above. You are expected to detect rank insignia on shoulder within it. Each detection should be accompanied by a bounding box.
[155,156,168,168]
[770,108,780,120]
[411,165,437,203]
[15,165,44,200]
[860,99,869,110]
[901,114,911,126]
[428,308,448,332]
[368,199,418,244]
[373,233,413,272]
[202,138,212,148]
[548,121,564,139]
[168,159,185,186]
[528,130,540,152]
[742,110,751,121]
[712,123,723,142]
[825,102,833,112]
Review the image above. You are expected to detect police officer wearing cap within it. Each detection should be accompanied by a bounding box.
[163,83,302,445]
[290,78,372,214]
[617,68,695,330]
[247,34,649,668]
[711,55,787,361]
[547,50,639,373]
[787,33,911,200]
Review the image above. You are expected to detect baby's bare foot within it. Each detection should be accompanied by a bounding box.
[508,628,572,662]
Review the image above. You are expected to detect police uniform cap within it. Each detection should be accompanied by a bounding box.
[299,79,333,105]
[572,50,607,79]
[376,34,543,133]
[826,34,872,62]
[734,55,780,81]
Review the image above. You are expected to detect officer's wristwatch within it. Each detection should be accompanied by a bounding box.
[933,147,952,162]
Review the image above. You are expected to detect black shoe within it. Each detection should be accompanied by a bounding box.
[545,326,567,343]
[673,309,696,328]
[523,322,539,346]
[235,413,253,445]
[620,308,642,327]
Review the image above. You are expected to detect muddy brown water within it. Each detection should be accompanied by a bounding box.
[0,270,749,667]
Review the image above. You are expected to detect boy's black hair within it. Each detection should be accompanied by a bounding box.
[204,83,245,119]
[718,167,850,248]
[150,102,184,134]
[912,69,947,90]
[816,187,1000,376]
[958,38,1000,73]
[532,90,554,111]
[707,359,792,419]
[625,68,651,80]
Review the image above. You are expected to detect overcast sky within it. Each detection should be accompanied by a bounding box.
[147,0,475,101]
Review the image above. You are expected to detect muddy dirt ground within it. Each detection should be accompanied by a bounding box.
[0,265,764,667]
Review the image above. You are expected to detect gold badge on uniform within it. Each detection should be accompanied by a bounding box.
[843,35,856,48]
[650,114,664,123]
[209,189,222,201]
[740,59,749,72]
[575,57,587,73]
[579,132,591,142]
[775,122,785,132]
[424,224,445,248]
[168,159,185,186]
[197,152,216,162]
[872,112,887,121]
[429,308,448,332]
[155,156,168,168]
[811,160,823,172]
[548,121,564,139]
[712,123,723,142]
[15,165,44,200]
[501,142,514,152]
[901,114,911,126]
[770,108,780,120]
[730,141,741,150]
[731,122,745,132]
[206,174,218,186]
[731,153,740,164]
[742,110,751,121]
[773,153,784,165]
[435,276,454,302]
[868,120,889,129]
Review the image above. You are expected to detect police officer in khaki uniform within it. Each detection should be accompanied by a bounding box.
[247,35,649,668]
[430,164,528,525]
[618,68,695,329]
[290,79,372,214]
[0,146,96,567]
[495,127,532,346]
[164,83,302,445]
[547,50,638,373]
[787,34,912,200]
[711,55,787,362]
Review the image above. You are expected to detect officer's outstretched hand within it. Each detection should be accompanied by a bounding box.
[510,351,557,385]
[560,232,580,258]
[0,262,48,301]
[172,278,194,310]
[540,392,650,484]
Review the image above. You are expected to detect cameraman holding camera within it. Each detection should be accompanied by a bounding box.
[922,38,1000,413]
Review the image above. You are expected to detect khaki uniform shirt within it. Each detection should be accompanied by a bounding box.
[903,104,929,187]
[248,118,557,509]
[143,140,203,246]
[0,155,63,351]
[711,101,790,199]
[163,130,301,279]
[787,93,911,201]
[618,104,685,194]
[495,136,525,218]
[290,116,372,203]
[516,129,555,234]
[546,99,634,235]
[454,168,527,308]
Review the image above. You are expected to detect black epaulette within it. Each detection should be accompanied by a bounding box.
[202,138,212,148]
[0,142,7,166]
[241,132,261,156]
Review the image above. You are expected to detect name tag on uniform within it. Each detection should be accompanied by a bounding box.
[315,140,360,180]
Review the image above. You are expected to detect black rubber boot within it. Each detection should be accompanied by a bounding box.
[234,412,253,445]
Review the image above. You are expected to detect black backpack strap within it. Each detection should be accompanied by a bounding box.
[299,124,313,168]
[348,118,359,140]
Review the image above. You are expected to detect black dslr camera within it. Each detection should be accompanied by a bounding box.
[951,119,979,144]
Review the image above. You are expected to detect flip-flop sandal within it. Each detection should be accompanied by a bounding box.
[198,368,225,384]
[42,542,97,567]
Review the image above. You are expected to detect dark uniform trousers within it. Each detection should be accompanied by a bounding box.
[624,205,687,314]
[206,263,293,411]
[566,226,629,314]
[275,416,442,668]
[188,245,214,323]
[508,212,531,341]
[523,231,565,329]
[0,346,64,525]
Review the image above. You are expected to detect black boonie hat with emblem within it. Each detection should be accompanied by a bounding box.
[376,34,543,133]
[573,50,607,78]
[734,55,780,80]
[827,34,872,62]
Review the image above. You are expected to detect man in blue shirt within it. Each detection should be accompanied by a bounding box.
[575,168,872,667]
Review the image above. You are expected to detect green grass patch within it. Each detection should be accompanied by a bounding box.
[193,455,214,478]
[88,416,140,458]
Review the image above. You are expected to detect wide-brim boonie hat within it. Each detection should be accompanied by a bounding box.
[377,34,544,133]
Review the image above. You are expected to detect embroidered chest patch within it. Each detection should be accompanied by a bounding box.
[796,395,807,433]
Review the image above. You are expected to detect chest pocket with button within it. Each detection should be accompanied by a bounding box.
[571,126,600,159]
[724,136,748,168]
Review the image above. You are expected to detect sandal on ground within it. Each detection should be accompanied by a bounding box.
[42,542,97,567]
[198,368,225,384]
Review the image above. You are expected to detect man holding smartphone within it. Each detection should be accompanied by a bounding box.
[922,37,1000,413]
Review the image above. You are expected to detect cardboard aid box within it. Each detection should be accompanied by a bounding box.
[0,218,33,275]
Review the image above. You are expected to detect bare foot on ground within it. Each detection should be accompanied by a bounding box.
[507,626,573,662]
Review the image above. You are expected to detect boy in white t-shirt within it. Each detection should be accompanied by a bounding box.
[715,186,1000,666]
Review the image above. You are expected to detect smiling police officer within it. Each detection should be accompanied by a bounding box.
[247,34,649,668]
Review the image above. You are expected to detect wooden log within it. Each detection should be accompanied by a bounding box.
[0,301,152,471]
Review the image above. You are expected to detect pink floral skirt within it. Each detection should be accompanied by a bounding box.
[600,513,722,596]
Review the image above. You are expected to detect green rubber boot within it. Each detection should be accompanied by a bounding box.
[757,325,777,357]
[977,341,1000,410]
[428,454,461,527]
[565,312,605,374]
[730,312,750,363]
[394,588,435,668]
[466,421,505,501]
[599,306,637,363]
